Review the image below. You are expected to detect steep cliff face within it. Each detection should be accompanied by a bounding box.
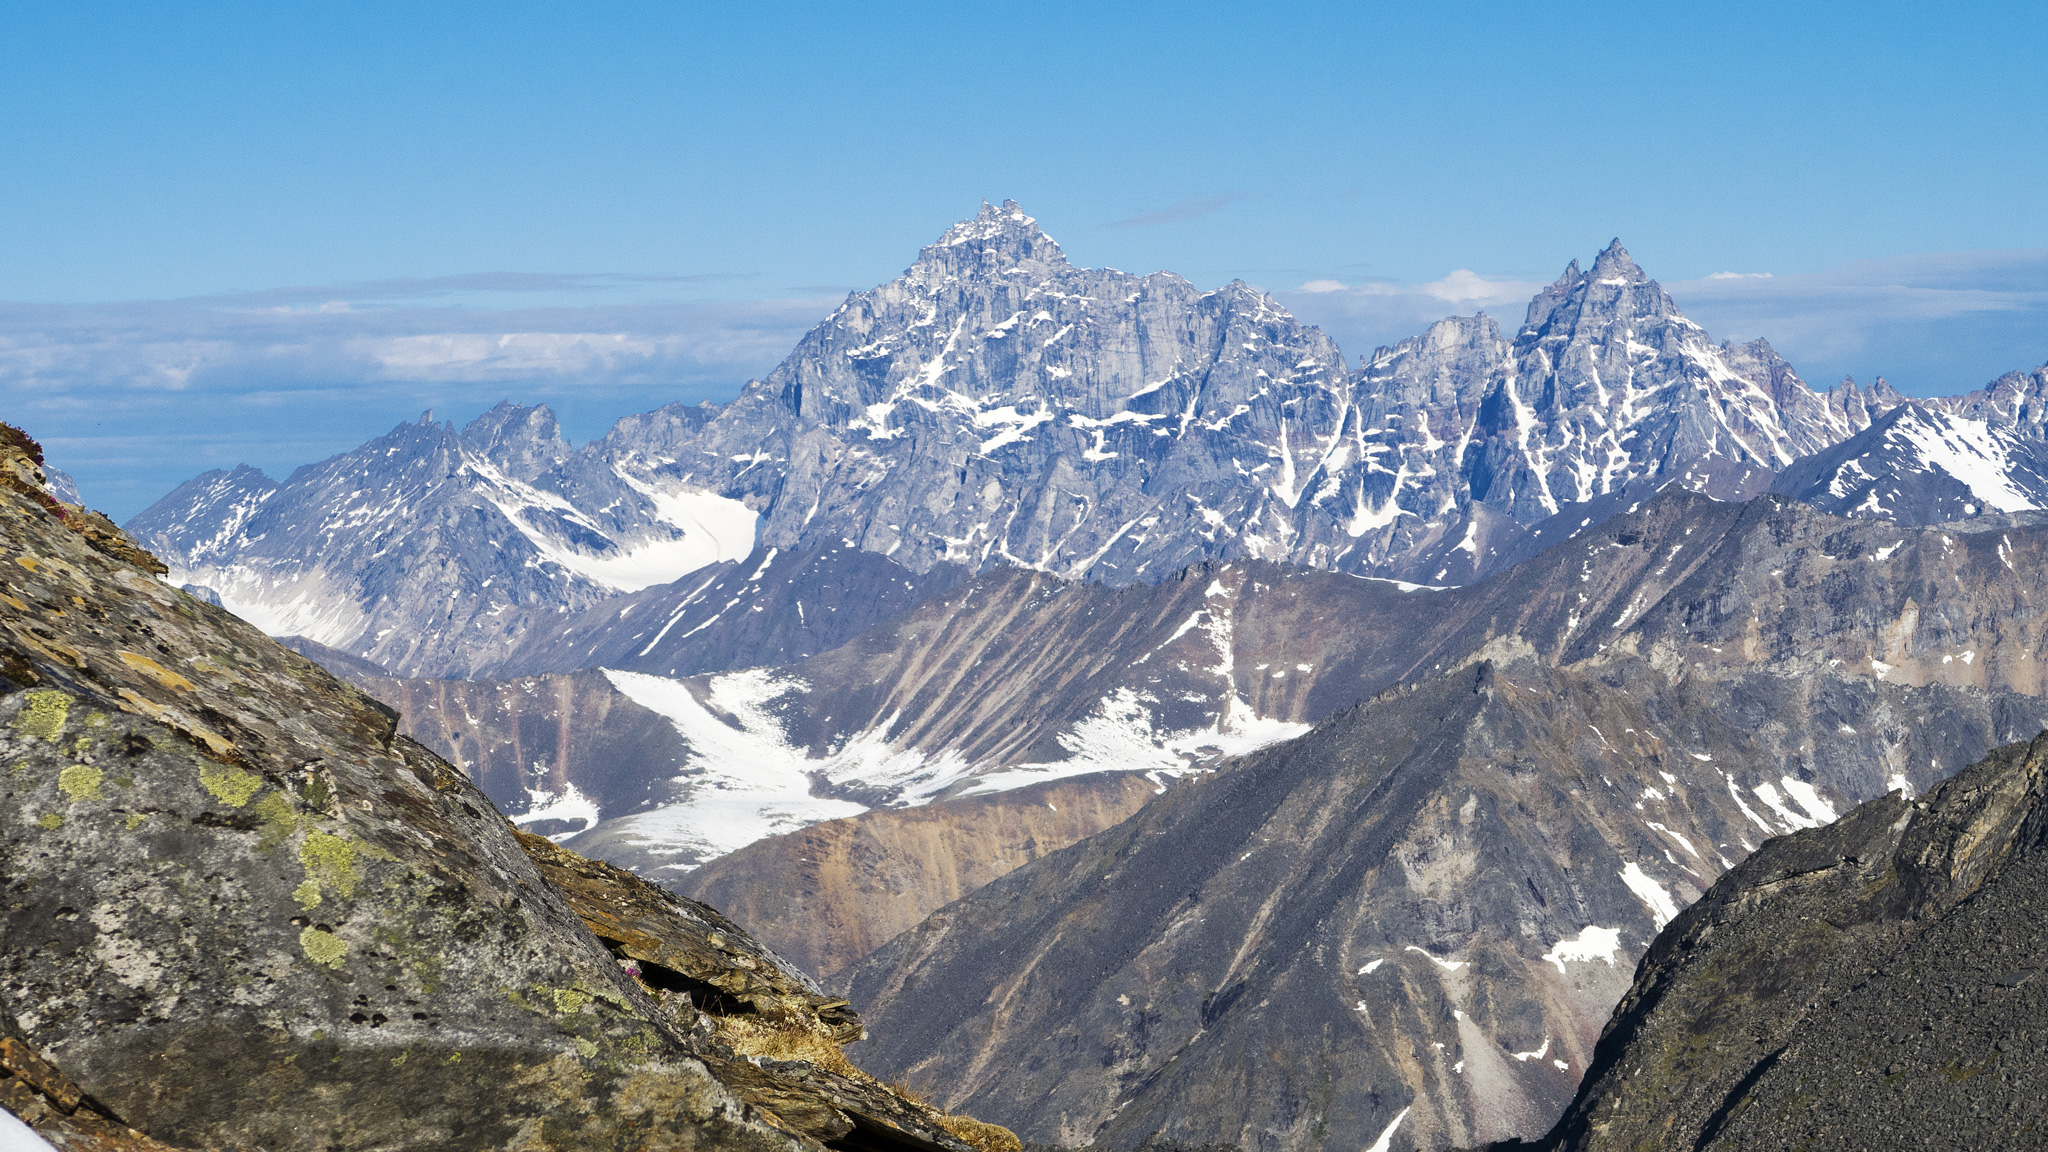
[674,771,1162,979]
[0,432,1006,1152]
[1525,728,2048,1151]
[835,493,2048,1151]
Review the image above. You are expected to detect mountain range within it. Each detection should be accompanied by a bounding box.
[107,201,2048,1149]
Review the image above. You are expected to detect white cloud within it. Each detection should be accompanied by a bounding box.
[0,293,836,518]
[1298,279,1349,293]
[1418,269,1545,305]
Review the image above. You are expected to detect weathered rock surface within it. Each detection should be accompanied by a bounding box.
[675,771,1163,979]
[1519,727,2048,1151]
[836,492,2048,1150]
[474,542,969,681]
[0,435,1005,1151]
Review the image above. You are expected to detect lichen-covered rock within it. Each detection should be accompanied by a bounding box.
[0,440,990,1149]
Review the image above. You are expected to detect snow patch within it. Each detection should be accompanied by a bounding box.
[1540,926,1623,974]
[1619,861,1681,928]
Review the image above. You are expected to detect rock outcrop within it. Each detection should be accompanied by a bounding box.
[1521,728,2048,1150]
[0,428,1010,1151]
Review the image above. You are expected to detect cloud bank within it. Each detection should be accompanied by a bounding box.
[0,292,835,519]
[1280,248,2048,397]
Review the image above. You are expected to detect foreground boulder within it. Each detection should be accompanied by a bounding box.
[0,425,1011,1151]
[1517,728,2048,1150]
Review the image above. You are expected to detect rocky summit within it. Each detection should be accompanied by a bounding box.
[0,428,1015,1151]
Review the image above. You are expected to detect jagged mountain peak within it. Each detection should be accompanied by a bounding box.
[925,197,1065,266]
[1589,236,1646,283]
[458,400,571,481]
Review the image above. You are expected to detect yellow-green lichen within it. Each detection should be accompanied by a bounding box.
[573,1037,598,1059]
[299,927,348,968]
[295,831,359,908]
[550,987,592,1016]
[37,812,62,830]
[83,711,109,728]
[122,812,148,830]
[292,878,323,909]
[14,691,71,740]
[253,790,301,851]
[57,763,102,802]
[198,763,263,808]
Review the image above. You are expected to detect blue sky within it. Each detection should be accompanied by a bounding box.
[2,1,2043,518]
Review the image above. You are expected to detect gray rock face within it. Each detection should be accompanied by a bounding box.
[1771,402,2048,523]
[835,492,2048,1151]
[1930,362,2048,437]
[1525,728,2048,1151]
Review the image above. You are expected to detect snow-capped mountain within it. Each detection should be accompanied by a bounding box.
[128,402,759,675]
[129,200,2046,678]
[614,207,1909,587]
[1772,402,2048,522]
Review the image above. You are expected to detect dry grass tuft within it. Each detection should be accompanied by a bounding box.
[933,1112,1023,1152]
[714,1011,1020,1152]
[712,1012,865,1080]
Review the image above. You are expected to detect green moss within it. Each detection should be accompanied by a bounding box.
[57,763,102,802]
[303,773,330,810]
[37,812,62,830]
[14,691,71,740]
[198,763,263,808]
[299,927,349,968]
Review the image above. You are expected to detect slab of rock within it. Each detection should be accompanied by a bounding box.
[0,431,1002,1151]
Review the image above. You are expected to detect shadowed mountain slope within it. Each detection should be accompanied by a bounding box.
[1520,727,2048,1151]
[834,492,2048,1150]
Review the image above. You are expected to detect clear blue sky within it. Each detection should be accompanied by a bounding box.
[2,1,2044,517]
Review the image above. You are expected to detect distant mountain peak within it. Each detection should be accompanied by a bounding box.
[929,198,1064,262]
[1590,237,1647,283]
